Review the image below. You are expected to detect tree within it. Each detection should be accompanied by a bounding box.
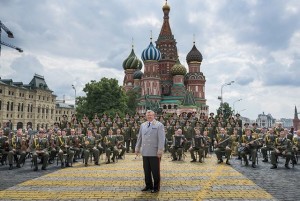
[216,102,233,119]
[76,78,128,119]
[125,90,138,116]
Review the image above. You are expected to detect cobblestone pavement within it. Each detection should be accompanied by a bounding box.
[0,153,278,201]
[230,153,300,201]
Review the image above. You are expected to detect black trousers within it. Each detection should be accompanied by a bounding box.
[142,156,161,190]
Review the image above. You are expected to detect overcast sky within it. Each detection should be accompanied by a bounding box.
[0,0,299,120]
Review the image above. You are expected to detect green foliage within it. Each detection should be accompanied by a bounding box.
[216,102,233,119]
[76,78,128,119]
[125,90,138,116]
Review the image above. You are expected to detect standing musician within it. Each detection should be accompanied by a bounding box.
[270,130,293,169]
[7,129,27,170]
[261,128,277,162]
[214,128,232,165]
[130,122,139,153]
[239,128,260,168]
[202,130,211,158]
[0,128,9,165]
[104,129,118,164]
[169,129,186,161]
[31,130,49,171]
[116,128,126,159]
[122,123,131,153]
[56,129,74,168]
[83,130,100,166]
[183,121,194,152]
[189,129,205,163]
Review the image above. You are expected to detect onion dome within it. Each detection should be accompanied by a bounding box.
[186,43,203,63]
[133,70,143,79]
[122,49,143,70]
[162,0,170,11]
[141,42,161,61]
[170,58,187,76]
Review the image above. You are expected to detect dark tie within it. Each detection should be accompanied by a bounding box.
[148,122,151,128]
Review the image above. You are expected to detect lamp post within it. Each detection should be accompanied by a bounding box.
[232,99,242,115]
[218,81,234,114]
[72,85,76,112]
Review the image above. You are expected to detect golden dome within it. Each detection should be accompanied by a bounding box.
[162,0,170,10]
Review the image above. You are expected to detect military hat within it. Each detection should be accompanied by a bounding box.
[252,123,258,126]
[235,113,240,117]
[244,123,249,126]
[209,112,214,115]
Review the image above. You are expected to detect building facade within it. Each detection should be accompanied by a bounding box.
[293,106,300,130]
[122,1,208,116]
[0,74,74,130]
[256,112,276,128]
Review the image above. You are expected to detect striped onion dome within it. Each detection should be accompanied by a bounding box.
[186,44,203,63]
[141,42,161,61]
[122,49,143,70]
[170,58,187,76]
[133,70,143,79]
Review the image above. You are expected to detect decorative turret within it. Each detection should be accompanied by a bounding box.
[133,70,143,80]
[170,58,187,76]
[141,41,161,61]
[186,42,203,64]
[122,48,142,70]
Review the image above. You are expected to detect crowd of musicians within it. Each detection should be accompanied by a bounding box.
[0,112,299,171]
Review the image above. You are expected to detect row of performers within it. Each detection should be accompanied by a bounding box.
[168,127,300,169]
[57,112,244,132]
[0,127,135,171]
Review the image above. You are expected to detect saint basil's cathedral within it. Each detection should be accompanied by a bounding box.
[122,1,209,116]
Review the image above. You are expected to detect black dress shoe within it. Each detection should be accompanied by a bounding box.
[95,162,100,166]
[217,159,223,164]
[9,165,13,170]
[226,160,231,165]
[141,187,152,192]
[270,165,277,169]
[285,164,291,169]
[16,163,21,168]
[106,161,110,164]
[262,158,268,162]
[33,167,38,171]
[61,162,65,168]
[151,189,159,193]
[66,163,72,167]
[42,167,47,170]
[190,159,196,162]
[85,163,88,167]
[252,164,257,168]
[172,158,177,161]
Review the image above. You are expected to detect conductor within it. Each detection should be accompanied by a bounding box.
[135,110,165,193]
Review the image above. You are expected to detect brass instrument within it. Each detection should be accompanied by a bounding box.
[238,138,263,152]
[21,137,28,152]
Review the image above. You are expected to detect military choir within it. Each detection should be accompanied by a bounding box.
[0,112,299,171]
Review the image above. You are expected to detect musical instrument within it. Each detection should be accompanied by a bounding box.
[238,137,262,152]
[215,137,230,148]
[193,136,204,149]
[173,135,185,148]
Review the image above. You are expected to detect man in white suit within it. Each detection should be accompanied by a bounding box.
[135,110,165,193]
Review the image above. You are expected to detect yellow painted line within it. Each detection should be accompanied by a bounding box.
[202,190,273,199]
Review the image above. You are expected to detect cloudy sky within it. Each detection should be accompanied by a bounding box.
[0,0,299,120]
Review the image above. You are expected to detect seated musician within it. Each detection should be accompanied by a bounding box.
[170,129,186,161]
[292,130,300,164]
[189,129,205,162]
[56,130,74,168]
[31,130,49,171]
[261,128,277,162]
[239,128,260,168]
[7,129,27,170]
[0,129,9,165]
[214,128,232,165]
[116,128,126,159]
[231,128,240,157]
[92,127,104,159]
[104,129,118,164]
[83,129,100,167]
[69,128,83,163]
[270,130,293,169]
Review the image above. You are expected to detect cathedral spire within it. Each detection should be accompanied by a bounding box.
[295,105,298,119]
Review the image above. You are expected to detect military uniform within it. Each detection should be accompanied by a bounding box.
[169,134,186,161]
[116,133,126,159]
[189,134,205,162]
[0,134,9,165]
[214,133,232,164]
[261,133,277,162]
[183,125,194,152]
[239,134,259,168]
[56,135,74,167]
[270,137,292,169]
[83,135,100,166]
[7,135,27,170]
[130,126,139,153]
[122,126,131,153]
[104,134,118,163]
[31,137,49,171]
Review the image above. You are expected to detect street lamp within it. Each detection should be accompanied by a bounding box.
[72,85,76,112]
[232,99,242,115]
[218,80,234,113]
